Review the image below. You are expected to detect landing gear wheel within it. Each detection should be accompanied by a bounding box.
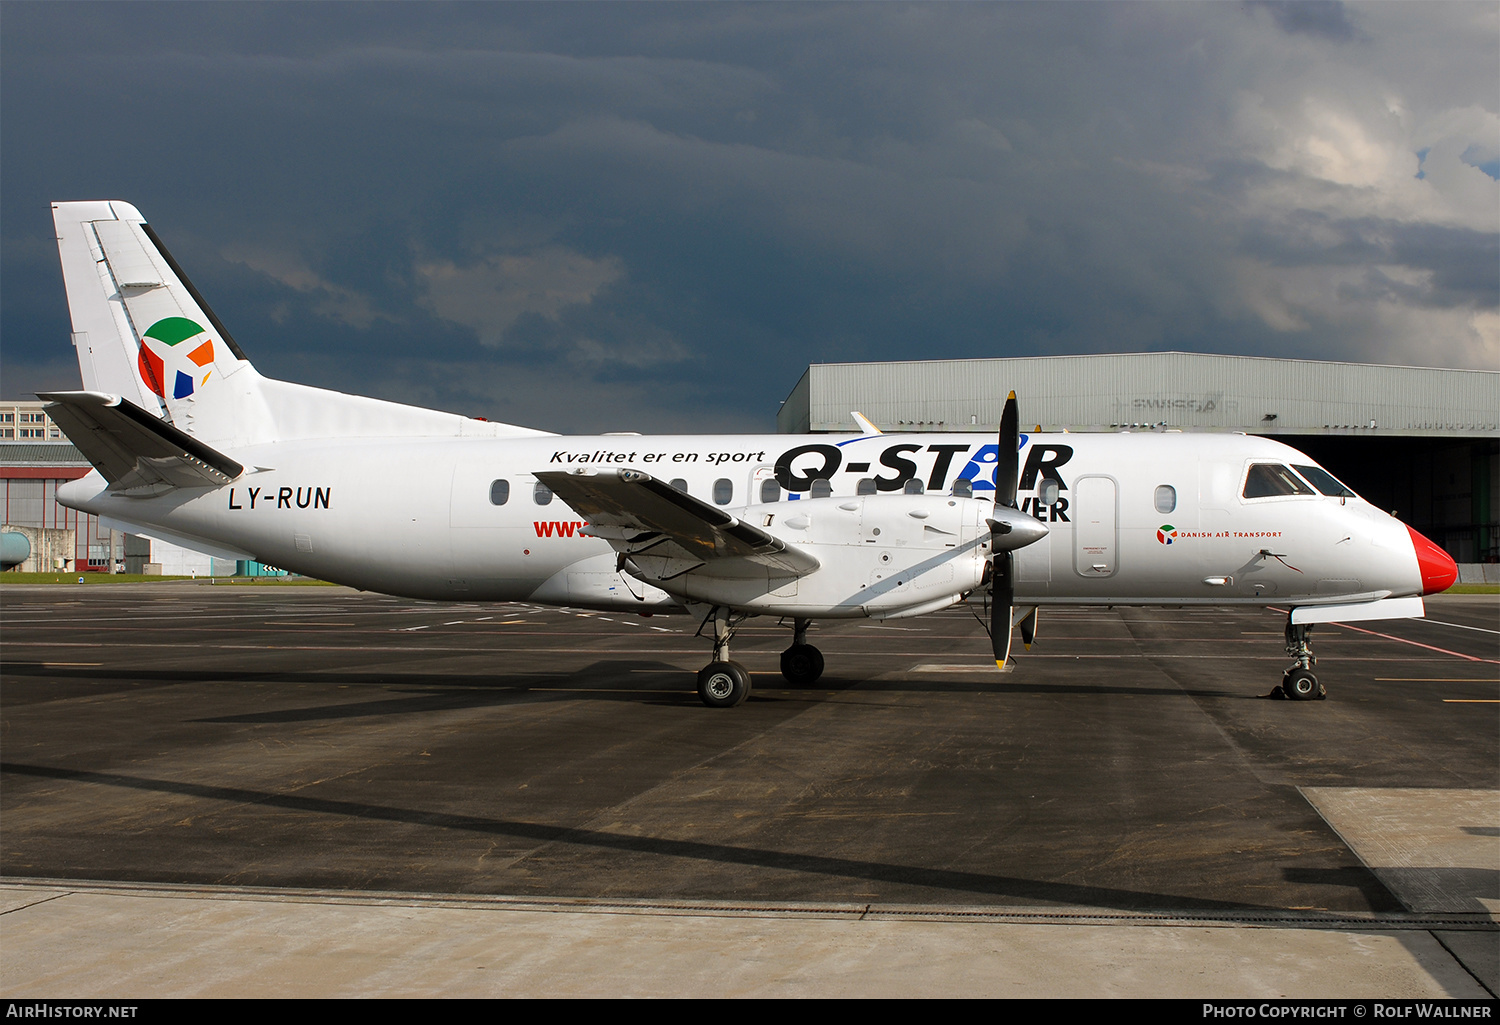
[1282,668,1325,701]
[779,644,825,686]
[697,660,751,708]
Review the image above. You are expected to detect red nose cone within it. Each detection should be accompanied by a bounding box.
[1407,526,1458,595]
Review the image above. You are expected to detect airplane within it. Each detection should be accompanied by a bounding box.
[39,201,1459,707]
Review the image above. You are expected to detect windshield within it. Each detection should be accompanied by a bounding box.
[1292,464,1358,498]
[1242,463,1316,499]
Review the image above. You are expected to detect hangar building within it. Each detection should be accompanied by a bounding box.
[0,399,245,574]
[777,353,1499,565]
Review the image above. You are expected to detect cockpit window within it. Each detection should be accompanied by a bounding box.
[1293,464,1357,498]
[1242,463,1315,499]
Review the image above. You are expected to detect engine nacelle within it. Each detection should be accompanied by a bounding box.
[640,493,993,618]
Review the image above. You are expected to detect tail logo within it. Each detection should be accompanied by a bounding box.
[138,317,215,399]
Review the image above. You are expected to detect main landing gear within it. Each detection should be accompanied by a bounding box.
[779,617,825,686]
[694,611,826,707]
[1280,617,1326,701]
[696,606,751,708]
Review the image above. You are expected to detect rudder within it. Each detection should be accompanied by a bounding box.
[52,201,260,440]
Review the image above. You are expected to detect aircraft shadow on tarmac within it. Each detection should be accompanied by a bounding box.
[1286,866,1500,914]
[854,677,1256,699]
[1,660,752,718]
[1,660,1273,720]
[2,759,1405,916]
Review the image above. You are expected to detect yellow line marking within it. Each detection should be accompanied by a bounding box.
[1442,699,1499,703]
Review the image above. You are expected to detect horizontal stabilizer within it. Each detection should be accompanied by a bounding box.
[535,468,820,578]
[40,391,243,491]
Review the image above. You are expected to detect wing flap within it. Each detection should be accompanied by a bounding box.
[40,390,243,490]
[534,468,819,577]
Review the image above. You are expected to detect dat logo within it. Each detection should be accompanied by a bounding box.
[138,317,216,400]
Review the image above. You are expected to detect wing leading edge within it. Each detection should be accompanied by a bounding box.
[534,468,820,581]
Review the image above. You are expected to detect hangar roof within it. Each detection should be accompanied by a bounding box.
[777,352,1500,438]
[0,441,88,466]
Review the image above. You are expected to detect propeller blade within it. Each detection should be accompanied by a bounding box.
[1018,606,1038,650]
[991,550,1014,667]
[996,390,1019,509]
[986,387,1026,668]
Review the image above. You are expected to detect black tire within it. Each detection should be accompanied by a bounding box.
[697,661,751,708]
[779,644,825,686]
[1282,669,1324,701]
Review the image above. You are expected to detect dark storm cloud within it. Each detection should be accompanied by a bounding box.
[3,3,1494,432]
[1247,1,1360,42]
[1238,211,1500,307]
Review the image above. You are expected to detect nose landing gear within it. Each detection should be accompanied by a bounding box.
[1281,618,1326,700]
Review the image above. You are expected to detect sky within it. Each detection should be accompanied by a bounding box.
[2,1,1496,434]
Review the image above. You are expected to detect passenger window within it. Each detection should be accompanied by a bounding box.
[533,482,554,505]
[1039,478,1060,507]
[713,478,733,505]
[811,478,832,499]
[857,478,878,496]
[1242,464,1314,499]
[670,478,688,493]
[1293,464,1357,498]
[489,479,510,506]
[952,478,972,498]
[760,478,781,503]
[903,479,925,495]
[1154,484,1176,514]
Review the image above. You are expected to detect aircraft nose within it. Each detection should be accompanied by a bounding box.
[1406,525,1458,595]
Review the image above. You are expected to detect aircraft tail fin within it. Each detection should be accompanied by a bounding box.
[52,201,262,440]
[52,201,553,447]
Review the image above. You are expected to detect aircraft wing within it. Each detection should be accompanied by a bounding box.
[40,391,243,492]
[535,468,820,579]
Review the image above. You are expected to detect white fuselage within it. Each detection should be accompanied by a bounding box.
[58,429,1425,617]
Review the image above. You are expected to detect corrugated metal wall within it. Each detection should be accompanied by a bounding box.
[0,477,103,567]
[2,445,103,569]
[785,353,1500,437]
[776,353,1499,561]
